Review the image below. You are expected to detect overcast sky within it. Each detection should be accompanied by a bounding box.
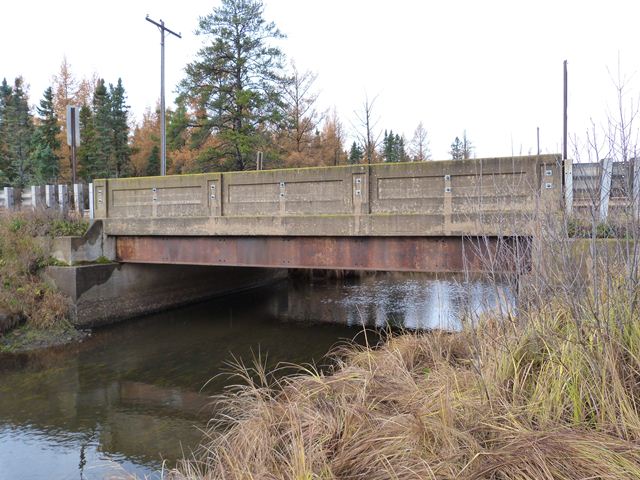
[3,0,640,159]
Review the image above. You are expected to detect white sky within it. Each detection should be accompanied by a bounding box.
[3,0,640,159]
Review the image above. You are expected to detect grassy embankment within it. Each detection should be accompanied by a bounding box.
[171,211,640,479]
[0,210,88,352]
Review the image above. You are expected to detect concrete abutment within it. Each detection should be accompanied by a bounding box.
[44,263,286,328]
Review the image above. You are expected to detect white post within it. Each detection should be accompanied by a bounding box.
[58,184,69,215]
[88,182,95,220]
[4,187,14,210]
[31,186,38,209]
[45,185,56,208]
[599,157,613,223]
[73,183,84,216]
[564,157,573,215]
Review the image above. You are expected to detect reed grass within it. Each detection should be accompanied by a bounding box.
[170,209,640,479]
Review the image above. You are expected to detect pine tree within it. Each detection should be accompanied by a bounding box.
[450,136,464,160]
[180,0,286,170]
[167,100,190,151]
[30,87,61,183]
[348,141,363,164]
[109,79,130,177]
[381,130,406,162]
[77,104,96,181]
[0,79,12,181]
[3,77,34,186]
[92,79,112,178]
[146,145,160,176]
[450,132,474,160]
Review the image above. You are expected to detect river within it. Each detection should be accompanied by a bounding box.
[0,272,511,479]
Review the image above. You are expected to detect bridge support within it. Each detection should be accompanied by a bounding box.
[116,235,530,273]
[44,263,286,327]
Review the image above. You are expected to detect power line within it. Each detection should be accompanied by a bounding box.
[146,15,181,176]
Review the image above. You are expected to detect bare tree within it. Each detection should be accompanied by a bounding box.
[353,93,380,164]
[462,130,474,159]
[281,63,323,156]
[410,121,431,161]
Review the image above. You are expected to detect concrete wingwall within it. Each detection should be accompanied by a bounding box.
[95,155,563,237]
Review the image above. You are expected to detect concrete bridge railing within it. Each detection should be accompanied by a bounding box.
[95,154,563,237]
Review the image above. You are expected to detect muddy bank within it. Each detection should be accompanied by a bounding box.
[0,321,88,354]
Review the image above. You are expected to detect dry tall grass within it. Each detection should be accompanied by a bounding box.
[170,204,640,479]
[0,210,87,329]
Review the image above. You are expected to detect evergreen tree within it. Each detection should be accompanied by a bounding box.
[450,131,474,160]
[381,130,406,162]
[167,100,190,151]
[180,0,286,170]
[109,78,130,177]
[348,141,363,164]
[77,104,96,181]
[450,136,464,160]
[30,87,61,183]
[2,77,34,185]
[0,79,12,181]
[92,79,112,178]
[146,145,160,176]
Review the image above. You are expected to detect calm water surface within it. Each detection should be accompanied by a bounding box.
[0,273,510,479]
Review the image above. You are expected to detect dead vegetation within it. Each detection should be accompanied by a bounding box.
[0,210,87,329]
[169,203,640,479]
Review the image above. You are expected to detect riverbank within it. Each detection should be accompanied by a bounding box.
[0,321,89,353]
[170,226,640,479]
[0,210,88,352]
[171,292,640,478]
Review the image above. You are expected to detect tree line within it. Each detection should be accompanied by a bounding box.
[0,0,475,187]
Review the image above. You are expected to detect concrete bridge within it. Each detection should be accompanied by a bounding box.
[93,154,562,272]
[29,153,640,326]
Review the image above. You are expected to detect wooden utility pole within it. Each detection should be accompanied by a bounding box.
[146,15,181,176]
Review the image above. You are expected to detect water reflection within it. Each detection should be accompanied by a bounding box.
[281,272,513,330]
[0,272,511,479]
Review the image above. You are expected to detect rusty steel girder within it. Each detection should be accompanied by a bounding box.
[115,236,531,273]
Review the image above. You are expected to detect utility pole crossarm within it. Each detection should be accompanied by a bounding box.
[146,15,181,176]
[145,15,182,39]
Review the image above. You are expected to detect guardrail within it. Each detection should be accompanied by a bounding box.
[570,159,640,221]
[0,183,94,219]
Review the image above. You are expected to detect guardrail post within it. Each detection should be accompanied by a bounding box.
[58,184,69,215]
[45,185,56,208]
[73,183,84,216]
[88,183,95,219]
[4,187,14,210]
[633,158,640,220]
[599,157,613,223]
[30,186,39,209]
[564,158,573,215]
